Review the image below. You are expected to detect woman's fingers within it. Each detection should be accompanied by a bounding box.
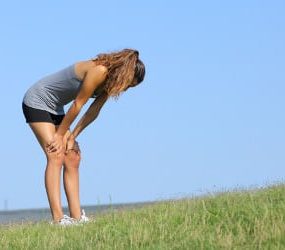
[73,141,80,152]
[46,142,62,154]
[65,141,74,152]
[46,142,55,151]
[47,146,57,153]
[65,140,80,155]
[46,144,53,153]
[46,134,64,155]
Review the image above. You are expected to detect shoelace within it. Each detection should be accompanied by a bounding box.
[63,214,72,220]
[59,215,75,224]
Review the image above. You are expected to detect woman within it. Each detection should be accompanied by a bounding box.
[22,48,146,226]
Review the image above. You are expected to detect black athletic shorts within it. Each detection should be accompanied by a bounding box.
[22,102,65,125]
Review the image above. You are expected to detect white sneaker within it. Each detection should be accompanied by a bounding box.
[50,214,77,227]
[76,209,90,224]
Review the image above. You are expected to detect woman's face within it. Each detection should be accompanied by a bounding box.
[130,77,139,87]
[125,78,138,91]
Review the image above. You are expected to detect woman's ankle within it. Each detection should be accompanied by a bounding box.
[52,211,64,222]
[70,211,81,220]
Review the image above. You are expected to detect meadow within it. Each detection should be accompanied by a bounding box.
[0,183,284,249]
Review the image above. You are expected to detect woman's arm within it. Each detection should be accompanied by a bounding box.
[56,65,107,137]
[70,92,109,139]
[46,65,107,153]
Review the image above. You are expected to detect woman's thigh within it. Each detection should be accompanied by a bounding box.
[29,122,57,156]
[29,122,71,156]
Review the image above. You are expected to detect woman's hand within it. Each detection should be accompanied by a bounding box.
[46,133,64,154]
[65,134,81,155]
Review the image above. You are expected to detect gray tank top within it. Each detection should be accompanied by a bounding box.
[23,63,87,115]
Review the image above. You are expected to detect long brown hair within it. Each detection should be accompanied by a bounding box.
[91,48,145,100]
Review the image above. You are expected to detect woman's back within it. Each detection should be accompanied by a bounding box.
[22,63,83,115]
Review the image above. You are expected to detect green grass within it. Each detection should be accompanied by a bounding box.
[1,183,284,249]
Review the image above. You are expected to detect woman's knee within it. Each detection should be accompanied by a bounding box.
[64,150,81,168]
[46,151,65,165]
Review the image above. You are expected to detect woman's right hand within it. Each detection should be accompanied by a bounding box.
[46,133,64,155]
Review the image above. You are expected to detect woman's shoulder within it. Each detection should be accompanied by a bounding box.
[74,60,107,81]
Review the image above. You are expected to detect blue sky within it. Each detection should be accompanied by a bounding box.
[0,0,284,210]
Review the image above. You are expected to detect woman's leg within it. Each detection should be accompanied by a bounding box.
[63,148,82,219]
[28,122,65,222]
[57,129,82,219]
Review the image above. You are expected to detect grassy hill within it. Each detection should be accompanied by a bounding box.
[0,183,284,249]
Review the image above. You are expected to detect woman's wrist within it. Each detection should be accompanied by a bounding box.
[68,132,76,140]
[71,128,80,139]
[55,132,64,138]
[55,126,66,137]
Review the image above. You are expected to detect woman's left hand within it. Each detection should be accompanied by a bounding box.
[65,134,80,155]
[46,133,64,154]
